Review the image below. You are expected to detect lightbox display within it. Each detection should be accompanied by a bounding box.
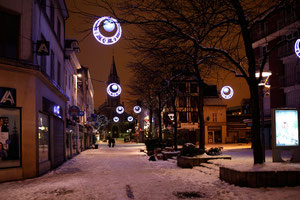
[275,109,299,146]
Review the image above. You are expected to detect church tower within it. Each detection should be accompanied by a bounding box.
[107,56,120,107]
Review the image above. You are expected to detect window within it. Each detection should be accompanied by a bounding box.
[57,61,61,86]
[191,112,198,123]
[0,107,21,168]
[179,96,186,107]
[0,11,19,59]
[179,112,187,123]
[212,113,217,122]
[38,112,49,163]
[40,35,47,73]
[191,96,198,108]
[50,1,54,28]
[57,19,61,43]
[50,50,54,80]
[190,83,198,93]
[40,0,46,13]
[179,83,186,93]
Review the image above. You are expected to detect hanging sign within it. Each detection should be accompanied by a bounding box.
[0,87,16,106]
[69,105,80,117]
[36,40,50,55]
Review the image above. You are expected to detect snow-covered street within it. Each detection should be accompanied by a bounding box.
[0,143,300,200]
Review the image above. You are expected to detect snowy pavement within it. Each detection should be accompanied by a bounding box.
[0,143,300,200]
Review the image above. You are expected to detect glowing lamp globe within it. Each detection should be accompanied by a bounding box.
[103,20,115,32]
[113,116,119,122]
[127,116,133,122]
[133,106,142,114]
[93,16,122,45]
[295,39,300,58]
[221,86,234,99]
[116,106,124,114]
[107,83,121,97]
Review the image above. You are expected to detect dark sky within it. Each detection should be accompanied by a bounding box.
[65,0,250,110]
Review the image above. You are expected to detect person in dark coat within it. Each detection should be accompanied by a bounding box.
[111,138,115,147]
[108,137,112,148]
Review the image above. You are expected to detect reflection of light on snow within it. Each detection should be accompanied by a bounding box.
[275,110,299,146]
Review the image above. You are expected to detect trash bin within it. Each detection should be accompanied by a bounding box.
[95,144,98,149]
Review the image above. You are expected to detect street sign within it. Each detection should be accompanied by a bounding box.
[69,105,80,117]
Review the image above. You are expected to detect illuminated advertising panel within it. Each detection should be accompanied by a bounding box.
[275,109,299,146]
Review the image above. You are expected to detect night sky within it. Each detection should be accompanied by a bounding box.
[65,0,249,110]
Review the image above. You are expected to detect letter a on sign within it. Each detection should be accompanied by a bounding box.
[1,91,15,105]
[36,40,50,55]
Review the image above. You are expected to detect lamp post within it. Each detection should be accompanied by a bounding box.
[255,71,272,160]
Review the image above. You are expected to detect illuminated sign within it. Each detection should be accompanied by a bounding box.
[93,16,122,45]
[275,110,299,146]
[107,83,122,97]
[116,106,124,114]
[221,86,234,99]
[53,105,60,116]
[113,116,119,122]
[36,40,50,55]
[295,39,300,58]
[0,87,16,106]
[127,116,133,122]
[133,106,141,114]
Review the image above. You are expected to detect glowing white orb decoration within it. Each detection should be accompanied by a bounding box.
[93,16,122,45]
[295,39,300,58]
[116,106,124,114]
[133,106,142,114]
[107,83,122,97]
[113,116,119,122]
[221,86,234,99]
[103,19,115,32]
[127,116,134,122]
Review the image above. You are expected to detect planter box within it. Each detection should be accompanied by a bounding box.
[177,155,231,168]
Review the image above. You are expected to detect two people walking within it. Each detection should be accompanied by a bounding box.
[108,137,115,148]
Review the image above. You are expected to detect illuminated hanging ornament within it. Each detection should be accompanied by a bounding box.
[93,16,122,45]
[116,106,124,114]
[295,39,300,58]
[127,116,134,122]
[221,86,234,99]
[107,83,122,97]
[133,106,142,114]
[113,116,119,122]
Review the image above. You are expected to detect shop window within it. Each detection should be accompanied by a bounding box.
[191,96,198,108]
[190,83,198,93]
[179,96,186,107]
[179,83,186,93]
[0,11,19,59]
[0,107,21,168]
[191,112,198,123]
[179,112,187,123]
[38,112,49,163]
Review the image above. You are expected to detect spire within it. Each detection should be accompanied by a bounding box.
[108,56,120,84]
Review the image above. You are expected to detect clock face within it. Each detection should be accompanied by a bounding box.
[116,106,124,114]
[133,106,142,114]
[113,116,119,122]
[295,39,300,58]
[93,16,122,45]
[221,86,234,99]
[127,116,133,122]
[107,83,122,97]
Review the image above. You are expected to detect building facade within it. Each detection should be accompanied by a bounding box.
[0,0,69,182]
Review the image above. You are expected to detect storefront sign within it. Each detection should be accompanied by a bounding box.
[36,40,50,55]
[69,105,80,117]
[0,87,16,106]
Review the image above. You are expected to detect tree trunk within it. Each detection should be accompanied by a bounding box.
[198,82,205,153]
[157,93,163,142]
[172,96,178,151]
[249,80,265,164]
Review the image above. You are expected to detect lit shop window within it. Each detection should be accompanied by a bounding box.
[0,107,21,168]
[38,113,49,163]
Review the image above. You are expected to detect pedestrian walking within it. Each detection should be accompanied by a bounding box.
[112,138,115,148]
[108,137,112,148]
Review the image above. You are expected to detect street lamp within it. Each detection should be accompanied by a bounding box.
[116,106,124,114]
[133,106,142,114]
[107,83,122,97]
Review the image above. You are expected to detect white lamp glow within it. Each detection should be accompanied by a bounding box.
[295,39,300,58]
[107,83,122,97]
[221,86,234,99]
[116,106,124,114]
[133,106,142,114]
[127,116,133,122]
[93,16,122,45]
[113,116,119,122]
